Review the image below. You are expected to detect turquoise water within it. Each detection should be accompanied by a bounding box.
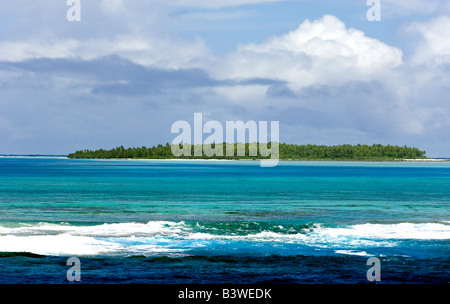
[0,157,449,283]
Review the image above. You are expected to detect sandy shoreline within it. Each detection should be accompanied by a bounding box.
[74,157,449,162]
[1,156,449,162]
[402,158,449,162]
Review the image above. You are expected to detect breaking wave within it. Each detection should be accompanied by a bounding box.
[0,221,448,256]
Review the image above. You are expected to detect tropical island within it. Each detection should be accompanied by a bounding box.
[67,143,428,161]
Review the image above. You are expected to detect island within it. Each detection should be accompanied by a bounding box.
[67,143,427,161]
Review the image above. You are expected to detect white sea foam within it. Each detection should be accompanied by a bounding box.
[334,250,372,257]
[0,235,120,256]
[0,221,187,237]
[0,221,190,256]
[0,221,448,256]
[313,223,450,240]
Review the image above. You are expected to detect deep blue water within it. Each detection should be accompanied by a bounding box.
[0,157,449,283]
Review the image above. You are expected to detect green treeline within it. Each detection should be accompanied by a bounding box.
[67,143,427,160]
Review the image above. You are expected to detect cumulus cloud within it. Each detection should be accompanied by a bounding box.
[406,16,450,65]
[2,0,450,156]
[199,14,450,156]
[210,15,403,90]
[0,0,213,69]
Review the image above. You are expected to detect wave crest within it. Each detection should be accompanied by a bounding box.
[0,221,448,256]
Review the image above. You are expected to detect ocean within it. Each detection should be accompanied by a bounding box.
[0,157,448,284]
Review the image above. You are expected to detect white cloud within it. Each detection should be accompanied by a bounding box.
[0,35,213,69]
[0,0,213,69]
[100,0,124,14]
[172,0,285,9]
[210,15,403,89]
[381,0,439,16]
[406,16,450,65]
[2,1,450,156]
[0,39,80,62]
[198,14,450,149]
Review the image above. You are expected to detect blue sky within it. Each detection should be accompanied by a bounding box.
[1,0,450,156]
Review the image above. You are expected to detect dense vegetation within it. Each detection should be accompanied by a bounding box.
[67,143,427,160]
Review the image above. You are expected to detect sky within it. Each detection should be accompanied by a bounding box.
[1,0,450,157]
